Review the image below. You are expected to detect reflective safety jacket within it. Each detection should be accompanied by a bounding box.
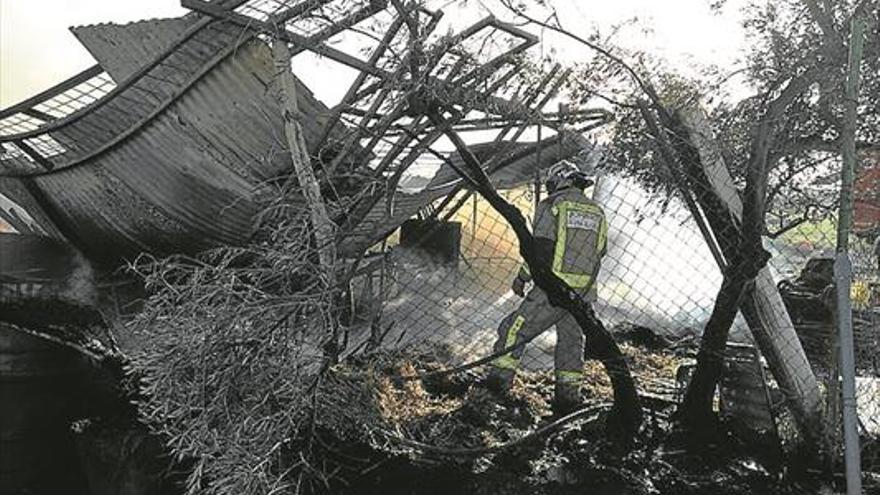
[519,188,608,297]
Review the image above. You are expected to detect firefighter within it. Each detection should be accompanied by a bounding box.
[485,161,608,415]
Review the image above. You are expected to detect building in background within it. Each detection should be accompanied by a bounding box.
[855,152,880,237]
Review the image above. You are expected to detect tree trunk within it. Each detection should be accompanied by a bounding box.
[643,103,773,434]
[676,107,822,444]
[636,104,750,432]
[273,40,337,276]
[273,40,340,358]
[676,263,751,427]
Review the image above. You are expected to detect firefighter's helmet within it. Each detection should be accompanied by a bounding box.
[545,160,593,193]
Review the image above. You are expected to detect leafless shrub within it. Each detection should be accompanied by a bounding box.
[126,191,348,494]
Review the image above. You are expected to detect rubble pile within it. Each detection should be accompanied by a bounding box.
[303,342,843,495]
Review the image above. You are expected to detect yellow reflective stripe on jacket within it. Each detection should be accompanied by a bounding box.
[551,201,606,289]
[555,370,584,384]
[492,315,525,370]
[505,316,525,347]
[493,354,519,370]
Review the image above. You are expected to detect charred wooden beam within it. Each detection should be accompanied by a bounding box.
[11,140,54,171]
[183,0,387,76]
[185,0,541,125]
[341,107,609,134]
[315,16,406,157]
[269,0,337,25]
[316,7,444,157]
[421,69,577,215]
[309,0,391,41]
[20,108,57,123]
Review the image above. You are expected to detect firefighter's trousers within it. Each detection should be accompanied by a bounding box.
[489,287,587,403]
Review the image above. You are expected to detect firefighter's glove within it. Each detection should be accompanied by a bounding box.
[511,276,526,297]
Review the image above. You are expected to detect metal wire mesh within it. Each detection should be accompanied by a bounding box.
[31,73,116,119]
[0,71,115,137]
[345,147,880,468]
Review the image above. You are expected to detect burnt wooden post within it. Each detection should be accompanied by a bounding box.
[272,39,340,358]
[272,40,337,278]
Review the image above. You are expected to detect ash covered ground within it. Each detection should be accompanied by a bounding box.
[306,339,879,495]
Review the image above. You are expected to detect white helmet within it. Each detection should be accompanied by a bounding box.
[545,160,593,192]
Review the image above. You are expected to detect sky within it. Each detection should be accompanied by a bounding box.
[0,0,752,109]
[0,0,187,107]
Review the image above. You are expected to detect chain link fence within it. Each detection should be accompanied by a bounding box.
[347,151,880,478]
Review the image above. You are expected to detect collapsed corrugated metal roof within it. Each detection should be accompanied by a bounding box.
[0,14,347,261]
[0,0,617,361]
[0,0,610,267]
[71,17,200,83]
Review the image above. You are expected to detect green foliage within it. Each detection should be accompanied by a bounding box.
[553,0,879,225]
[779,217,838,250]
[712,0,879,221]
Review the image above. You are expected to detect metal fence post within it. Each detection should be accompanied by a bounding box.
[835,8,867,494]
[834,255,863,495]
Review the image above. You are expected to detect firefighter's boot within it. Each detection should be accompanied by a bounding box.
[552,377,583,417]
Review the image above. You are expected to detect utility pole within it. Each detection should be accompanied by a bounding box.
[835,8,866,495]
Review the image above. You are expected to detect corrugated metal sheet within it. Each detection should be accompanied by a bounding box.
[0,9,590,263]
[339,135,594,256]
[1,15,343,261]
[72,17,199,82]
[719,343,777,435]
